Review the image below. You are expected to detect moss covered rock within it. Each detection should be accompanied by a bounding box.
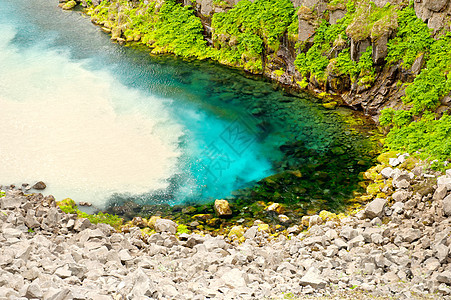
[62,0,77,10]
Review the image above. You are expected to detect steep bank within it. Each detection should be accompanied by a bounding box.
[61,0,451,166]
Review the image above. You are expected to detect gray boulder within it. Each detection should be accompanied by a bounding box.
[154,218,178,234]
[433,185,447,201]
[442,194,451,216]
[365,198,387,219]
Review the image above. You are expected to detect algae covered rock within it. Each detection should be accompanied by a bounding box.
[228,225,245,238]
[265,202,284,214]
[214,199,232,217]
[62,0,77,10]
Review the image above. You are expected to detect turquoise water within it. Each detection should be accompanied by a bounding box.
[0,0,374,209]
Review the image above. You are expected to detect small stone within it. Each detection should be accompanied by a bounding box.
[424,257,440,272]
[371,233,383,244]
[394,179,410,189]
[62,0,77,10]
[325,245,338,257]
[437,271,451,284]
[228,225,245,239]
[381,167,393,178]
[55,266,72,279]
[392,202,404,214]
[400,228,421,243]
[221,269,249,288]
[74,218,91,232]
[309,215,323,227]
[24,210,40,229]
[435,244,449,263]
[442,194,451,216]
[278,214,290,223]
[243,226,258,239]
[437,175,451,188]
[334,238,348,250]
[265,203,283,214]
[119,249,133,262]
[392,190,410,202]
[299,267,327,289]
[32,181,46,190]
[25,282,43,299]
[347,235,364,250]
[433,185,448,201]
[389,158,400,167]
[287,225,300,235]
[3,228,23,239]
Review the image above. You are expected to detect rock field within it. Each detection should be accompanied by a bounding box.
[1,156,451,299]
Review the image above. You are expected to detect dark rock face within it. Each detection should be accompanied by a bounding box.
[32,181,46,190]
[424,0,449,12]
[372,33,389,65]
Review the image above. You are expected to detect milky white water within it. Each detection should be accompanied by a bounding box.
[0,0,373,210]
[0,0,277,208]
[0,24,185,206]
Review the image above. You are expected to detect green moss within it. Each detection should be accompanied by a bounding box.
[345,0,397,42]
[176,224,190,234]
[376,151,398,164]
[274,69,285,77]
[57,198,77,214]
[62,0,77,10]
[57,198,123,229]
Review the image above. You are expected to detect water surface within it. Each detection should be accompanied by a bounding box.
[0,0,374,209]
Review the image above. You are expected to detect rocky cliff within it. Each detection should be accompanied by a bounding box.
[63,0,451,121]
[60,0,451,163]
[185,0,451,118]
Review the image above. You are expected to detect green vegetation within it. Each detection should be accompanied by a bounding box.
[380,3,451,165]
[212,0,295,72]
[88,0,296,73]
[176,224,190,234]
[57,198,123,229]
[385,6,432,69]
[0,191,4,198]
[146,0,210,57]
[384,113,451,163]
[345,0,397,41]
[85,0,451,165]
[294,1,378,84]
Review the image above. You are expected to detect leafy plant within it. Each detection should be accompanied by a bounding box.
[212,0,295,71]
[386,5,433,69]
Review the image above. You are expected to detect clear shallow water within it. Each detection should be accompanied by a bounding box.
[0,0,374,209]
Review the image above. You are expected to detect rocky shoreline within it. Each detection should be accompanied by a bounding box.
[1,154,450,299]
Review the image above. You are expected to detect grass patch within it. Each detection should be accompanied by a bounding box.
[57,198,123,230]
